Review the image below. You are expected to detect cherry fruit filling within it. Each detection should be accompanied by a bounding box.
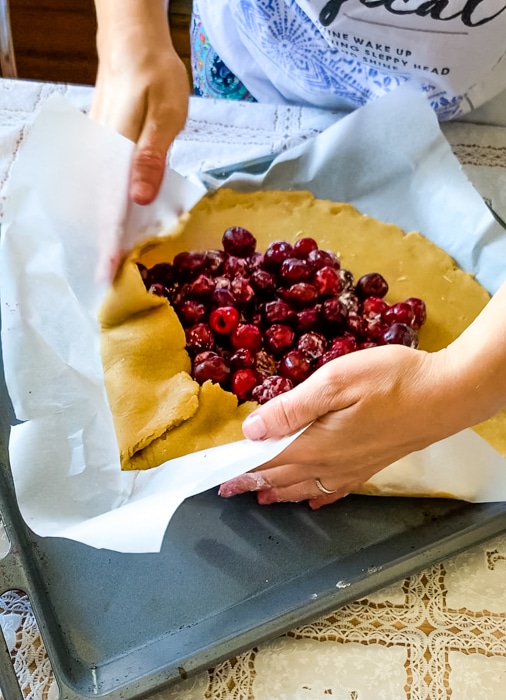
[141,226,427,403]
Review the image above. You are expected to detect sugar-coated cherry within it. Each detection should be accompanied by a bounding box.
[185,323,215,353]
[362,296,389,320]
[255,349,278,378]
[338,268,355,291]
[297,332,327,362]
[264,324,295,354]
[204,249,225,275]
[263,300,293,325]
[313,265,341,296]
[224,255,249,278]
[250,269,276,296]
[222,226,257,257]
[148,282,166,297]
[252,375,294,404]
[209,306,240,335]
[144,224,426,407]
[365,319,388,342]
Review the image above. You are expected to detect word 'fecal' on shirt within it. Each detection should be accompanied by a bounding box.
[318,0,506,28]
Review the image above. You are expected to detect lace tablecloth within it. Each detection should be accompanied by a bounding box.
[1,79,506,700]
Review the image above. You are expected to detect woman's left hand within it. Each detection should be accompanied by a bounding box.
[219,344,456,509]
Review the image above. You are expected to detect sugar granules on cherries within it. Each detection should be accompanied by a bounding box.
[139,226,427,404]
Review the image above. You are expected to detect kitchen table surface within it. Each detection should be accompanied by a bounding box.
[1,78,506,700]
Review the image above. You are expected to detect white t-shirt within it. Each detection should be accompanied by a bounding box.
[196,0,506,120]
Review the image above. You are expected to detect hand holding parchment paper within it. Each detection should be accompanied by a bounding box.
[1,88,506,554]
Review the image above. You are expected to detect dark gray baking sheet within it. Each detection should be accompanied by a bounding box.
[1,240,506,700]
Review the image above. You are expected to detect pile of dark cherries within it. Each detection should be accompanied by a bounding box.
[139,226,426,404]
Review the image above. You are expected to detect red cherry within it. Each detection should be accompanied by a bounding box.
[293,237,318,259]
[193,355,230,387]
[231,368,259,400]
[329,335,357,356]
[279,258,312,284]
[145,262,174,288]
[365,319,388,342]
[404,297,427,329]
[231,323,262,352]
[382,302,415,327]
[296,307,321,333]
[209,306,240,335]
[187,273,215,300]
[279,350,312,384]
[229,347,256,370]
[307,249,338,271]
[222,226,257,257]
[173,251,206,279]
[355,272,389,299]
[346,312,366,337]
[284,283,319,309]
[210,287,237,309]
[382,323,419,348]
[321,298,347,328]
[177,300,207,327]
[250,269,276,297]
[263,240,294,270]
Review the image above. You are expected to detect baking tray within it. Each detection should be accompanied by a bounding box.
[2,338,506,700]
[1,205,506,700]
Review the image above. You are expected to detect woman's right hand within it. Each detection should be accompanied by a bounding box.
[91,0,190,205]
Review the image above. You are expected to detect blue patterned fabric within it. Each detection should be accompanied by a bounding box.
[229,0,464,119]
[191,8,256,101]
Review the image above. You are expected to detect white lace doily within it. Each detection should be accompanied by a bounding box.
[1,79,506,700]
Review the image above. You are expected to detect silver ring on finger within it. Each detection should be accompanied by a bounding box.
[315,478,337,495]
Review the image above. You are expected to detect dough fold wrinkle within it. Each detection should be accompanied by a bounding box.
[99,189,505,483]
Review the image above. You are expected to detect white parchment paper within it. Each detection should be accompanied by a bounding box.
[1,88,506,554]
